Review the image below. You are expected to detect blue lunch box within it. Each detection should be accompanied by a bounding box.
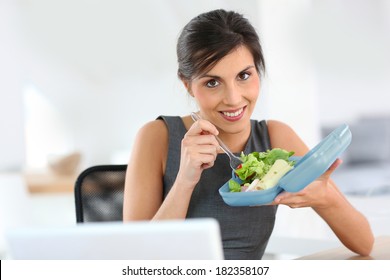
[218,124,352,206]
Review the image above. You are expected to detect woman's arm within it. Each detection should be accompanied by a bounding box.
[123,118,219,221]
[267,120,374,256]
[123,119,168,220]
[312,179,374,256]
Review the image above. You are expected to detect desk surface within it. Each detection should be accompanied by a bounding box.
[297,236,390,260]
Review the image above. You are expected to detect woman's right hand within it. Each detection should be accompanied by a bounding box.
[176,119,220,190]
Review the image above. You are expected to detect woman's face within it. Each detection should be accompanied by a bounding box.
[186,45,260,135]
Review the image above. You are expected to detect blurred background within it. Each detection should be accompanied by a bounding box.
[1,0,390,259]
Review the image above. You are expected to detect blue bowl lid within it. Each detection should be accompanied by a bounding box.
[278,124,351,192]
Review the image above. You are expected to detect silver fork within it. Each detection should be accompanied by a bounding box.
[190,112,243,170]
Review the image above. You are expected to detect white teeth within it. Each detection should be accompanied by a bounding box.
[222,108,243,117]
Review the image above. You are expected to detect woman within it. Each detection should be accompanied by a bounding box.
[123,9,373,259]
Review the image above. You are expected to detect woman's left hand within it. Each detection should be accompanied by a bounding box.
[273,159,343,208]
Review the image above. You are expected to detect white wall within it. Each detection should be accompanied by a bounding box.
[1,0,389,171]
[0,1,25,171]
[1,0,262,170]
[257,0,321,147]
[305,1,390,125]
[258,0,390,143]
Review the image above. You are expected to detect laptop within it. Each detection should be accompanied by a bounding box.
[5,218,224,260]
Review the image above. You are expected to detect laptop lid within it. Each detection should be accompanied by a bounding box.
[5,218,224,260]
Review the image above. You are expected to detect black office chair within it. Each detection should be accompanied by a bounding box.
[74,165,127,223]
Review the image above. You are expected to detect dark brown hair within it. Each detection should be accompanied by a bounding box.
[177,9,265,82]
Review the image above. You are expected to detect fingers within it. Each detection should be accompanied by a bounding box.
[187,119,219,137]
[322,158,343,178]
[274,192,311,209]
[272,159,343,208]
[183,134,219,146]
[186,144,218,168]
[180,119,220,172]
[182,119,220,157]
[274,191,301,205]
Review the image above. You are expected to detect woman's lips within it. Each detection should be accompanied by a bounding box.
[220,107,245,121]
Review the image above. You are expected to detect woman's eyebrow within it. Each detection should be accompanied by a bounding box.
[198,65,255,80]
[198,73,221,80]
[240,65,256,72]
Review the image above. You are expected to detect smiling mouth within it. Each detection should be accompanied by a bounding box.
[221,107,244,117]
[219,107,246,120]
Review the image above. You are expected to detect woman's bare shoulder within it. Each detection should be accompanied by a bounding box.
[132,119,168,147]
[124,119,168,220]
[267,119,295,136]
[131,119,168,165]
[137,119,168,137]
[266,120,309,155]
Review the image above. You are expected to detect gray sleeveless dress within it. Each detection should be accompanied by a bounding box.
[157,116,277,260]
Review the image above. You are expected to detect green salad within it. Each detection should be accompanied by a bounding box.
[229,148,296,192]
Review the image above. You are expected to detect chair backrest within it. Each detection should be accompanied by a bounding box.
[74,165,127,223]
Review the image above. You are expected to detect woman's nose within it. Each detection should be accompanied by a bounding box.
[223,83,242,105]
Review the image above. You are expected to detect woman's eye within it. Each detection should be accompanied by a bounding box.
[206,79,220,88]
[238,72,250,81]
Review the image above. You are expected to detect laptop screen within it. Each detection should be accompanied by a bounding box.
[5,218,224,260]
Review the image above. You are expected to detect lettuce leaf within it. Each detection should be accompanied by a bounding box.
[228,148,295,192]
[228,179,242,192]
